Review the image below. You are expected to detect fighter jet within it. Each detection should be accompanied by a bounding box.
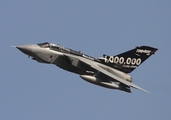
[15,42,158,93]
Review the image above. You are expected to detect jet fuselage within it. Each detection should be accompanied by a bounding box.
[16,42,132,92]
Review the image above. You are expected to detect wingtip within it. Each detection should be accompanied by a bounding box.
[130,84,150,94]
[144,90,150,94]
[139,88,150,94]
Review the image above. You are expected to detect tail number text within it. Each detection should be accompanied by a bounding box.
[104,56,141,65]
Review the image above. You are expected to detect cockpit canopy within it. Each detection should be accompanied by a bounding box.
[37,42,62,49]
[37,42,50,48]
[37,42,70,52]
[37,42,94,60]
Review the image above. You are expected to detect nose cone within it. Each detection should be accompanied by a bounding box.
[16,45,34,56]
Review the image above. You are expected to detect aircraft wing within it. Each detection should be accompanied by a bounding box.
[63,53,149,93]
[80,58,149,93]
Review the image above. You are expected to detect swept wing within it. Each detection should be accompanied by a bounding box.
[64,53,149,93]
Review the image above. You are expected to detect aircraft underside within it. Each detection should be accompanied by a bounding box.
[52,55,132,93]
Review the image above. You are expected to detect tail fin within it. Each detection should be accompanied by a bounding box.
[103,46,158,73]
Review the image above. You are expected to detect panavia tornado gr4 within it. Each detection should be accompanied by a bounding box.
[15,42,158,93]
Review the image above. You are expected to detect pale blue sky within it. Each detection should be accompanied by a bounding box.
[1,1,171,120]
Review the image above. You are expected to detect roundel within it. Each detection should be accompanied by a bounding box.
[50,55,53,58]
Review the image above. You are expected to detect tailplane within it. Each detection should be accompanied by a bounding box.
[102,46,158,73]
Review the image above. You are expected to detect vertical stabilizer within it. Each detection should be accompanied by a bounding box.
[102,46,158,73]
